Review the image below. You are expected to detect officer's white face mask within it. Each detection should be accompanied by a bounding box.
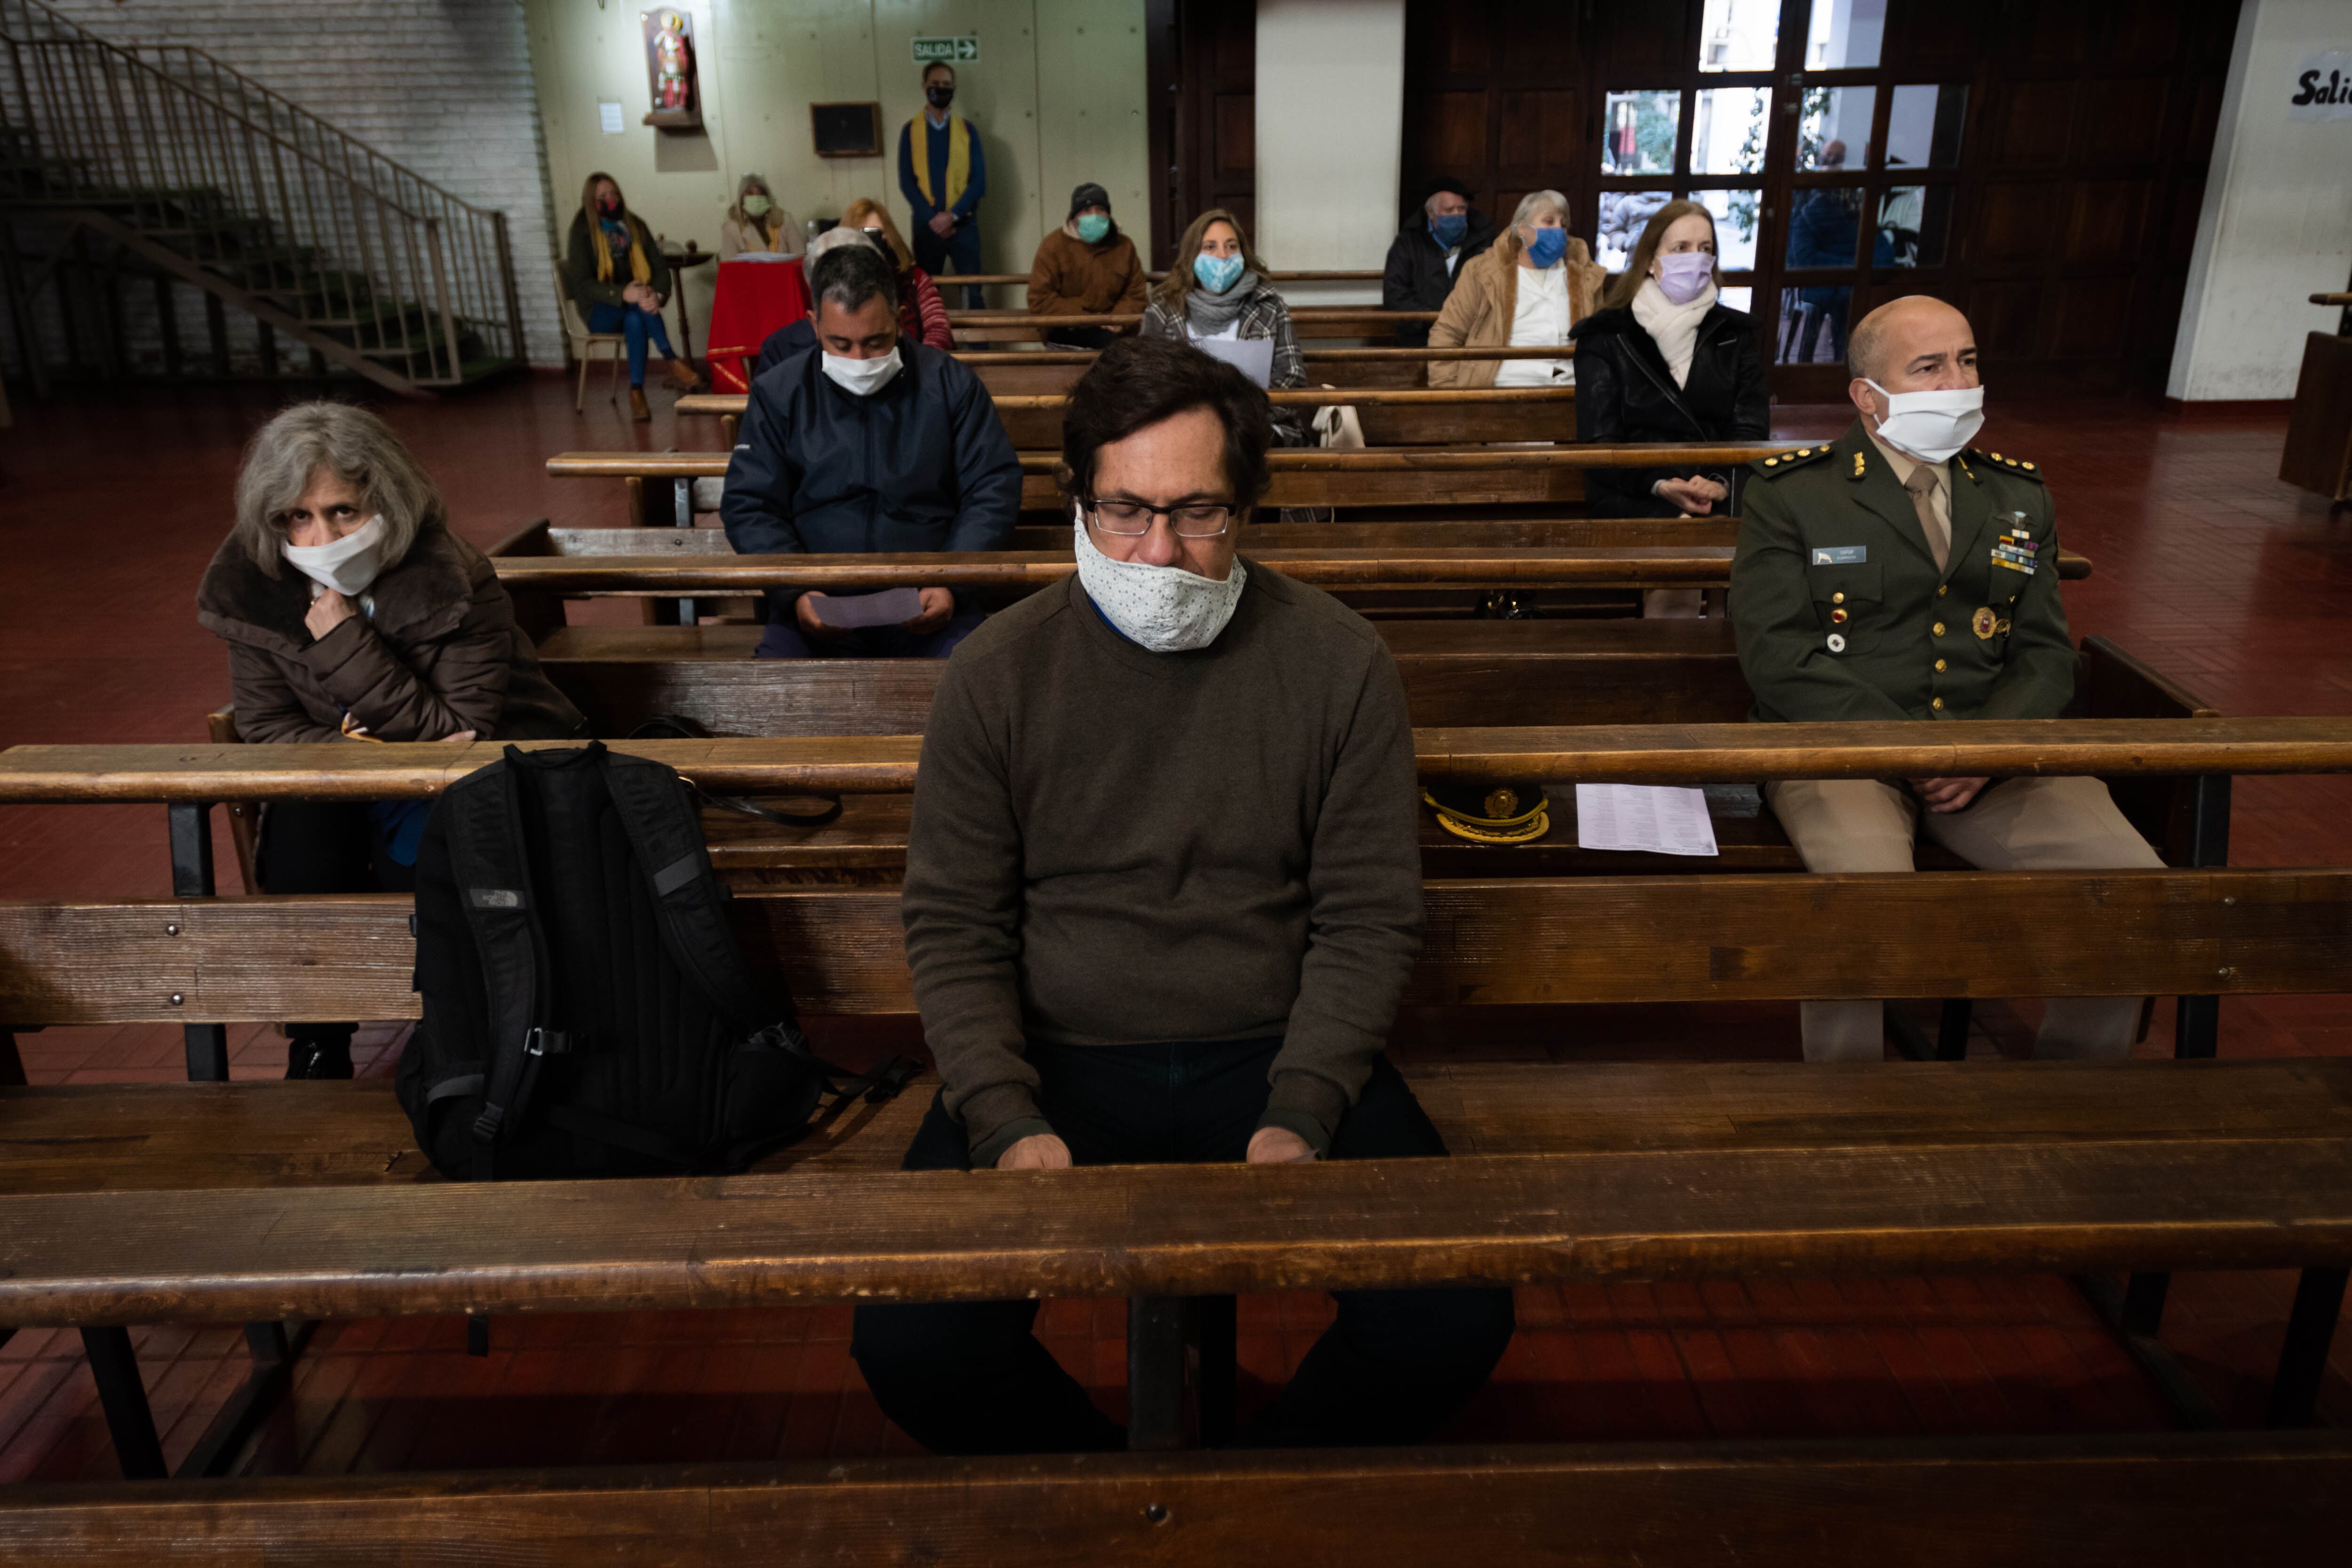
[1073,507,1247,653]
[821,344,902,397]
[1866,380,1985,464]
[282,514,391,597]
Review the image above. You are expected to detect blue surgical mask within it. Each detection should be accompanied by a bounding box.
[1430,213,1468,249]
[1075,212,1111,244]
[1526,226,1567,269]
[1193,252,1244,294]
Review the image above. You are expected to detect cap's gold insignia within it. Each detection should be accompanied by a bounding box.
[1483,788,1520,820]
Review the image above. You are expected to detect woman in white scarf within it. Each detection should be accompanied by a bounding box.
[1570,199,1769,521]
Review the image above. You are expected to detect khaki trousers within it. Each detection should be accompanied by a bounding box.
[1762,775,2166,1062]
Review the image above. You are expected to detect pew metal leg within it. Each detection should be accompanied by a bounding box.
[1935,999,1972,1060]
[1127,1296,1189,1451]
[673,476,697,627]
[2073,1273,2221,1431]
[79,1327,167,1480]
[1196,1294,1236,1448]
[2265,1266,2347,1429]
[1125,1295,1237,1451]
[0,1026,26,1087]
[175,1318,315,1479]
[167,801,229,1082]
[2110,772,2236,1365]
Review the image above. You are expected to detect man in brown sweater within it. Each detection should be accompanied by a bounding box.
[1025,181,1148,350]
[850,336,1514,1453]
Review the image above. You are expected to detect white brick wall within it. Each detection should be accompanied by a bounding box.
[40,0,565,368]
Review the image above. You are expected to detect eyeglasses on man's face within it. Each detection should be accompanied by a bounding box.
[1082,496,1237,538]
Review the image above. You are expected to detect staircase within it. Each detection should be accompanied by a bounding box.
[0,0,523,395]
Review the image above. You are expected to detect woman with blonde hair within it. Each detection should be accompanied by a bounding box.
[196,402,584,1076]
[563,171,702,419]
[719,172,802,258]
[1139,207,1306,443]
[1425,189,1605,389]
[1571,199,1767,518]
[841,198,954,349]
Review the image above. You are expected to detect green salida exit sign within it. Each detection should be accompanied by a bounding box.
[912,36,978,64]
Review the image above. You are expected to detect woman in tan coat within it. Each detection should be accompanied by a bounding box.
[196,402,584,1077]
[1425,189,1605,389]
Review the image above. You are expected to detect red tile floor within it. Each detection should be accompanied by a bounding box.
[1,373,2348,1480]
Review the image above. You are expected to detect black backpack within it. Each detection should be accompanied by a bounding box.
[396,742,910,1180]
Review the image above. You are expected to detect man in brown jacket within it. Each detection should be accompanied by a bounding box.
[849,336,1514,1453]
[1025,181,1147,350]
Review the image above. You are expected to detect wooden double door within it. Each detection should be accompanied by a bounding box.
[1399,0,2241,398]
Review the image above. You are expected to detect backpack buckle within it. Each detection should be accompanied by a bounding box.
[524,1027,573,1058]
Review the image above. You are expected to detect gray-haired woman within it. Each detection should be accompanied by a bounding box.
[196,401,584,1077]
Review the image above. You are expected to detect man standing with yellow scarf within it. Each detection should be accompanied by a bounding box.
[897,62,987,309]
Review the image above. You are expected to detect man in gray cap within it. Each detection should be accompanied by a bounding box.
[1026,181,1147,350]
[1383,175,1497,347]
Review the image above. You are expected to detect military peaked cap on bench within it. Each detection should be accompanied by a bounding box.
[1422,781,1551,845]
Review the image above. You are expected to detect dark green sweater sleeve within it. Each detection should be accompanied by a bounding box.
[1731,472,1910,723]
[1263,642,1425,1151]
[1974,482,2076,721]
[899,661,1045,1163]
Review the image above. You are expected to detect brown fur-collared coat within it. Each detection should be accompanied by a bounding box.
[197,521,584,744]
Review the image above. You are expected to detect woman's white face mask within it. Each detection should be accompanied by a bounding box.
[1073,507,1246,653]
[282,514,391,597]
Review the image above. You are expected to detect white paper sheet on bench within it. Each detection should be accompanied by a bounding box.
[808,587,924,629]
[1573,783,1720,857]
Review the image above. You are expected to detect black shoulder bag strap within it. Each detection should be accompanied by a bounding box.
[448,747,569,1180]
[599,751,912,1105]
[600,749,788,1030]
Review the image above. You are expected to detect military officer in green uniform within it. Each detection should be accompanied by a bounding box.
[1730,294,2161,1062]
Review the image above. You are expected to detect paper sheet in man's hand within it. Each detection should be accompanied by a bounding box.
[808,588,924,629]
[1573,784,1720,857]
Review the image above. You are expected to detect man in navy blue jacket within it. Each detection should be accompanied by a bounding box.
[721,244,1022,659]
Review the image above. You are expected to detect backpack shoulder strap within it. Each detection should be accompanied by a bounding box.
[599,749,795,1034]
[445,748,562,1174]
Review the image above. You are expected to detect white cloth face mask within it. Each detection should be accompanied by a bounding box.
[1865,380,1985,464]
[821,345,902,396]
[1072,506,1247,653]
[282,514,391,597]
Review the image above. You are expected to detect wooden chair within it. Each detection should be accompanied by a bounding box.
[554,260,626,414]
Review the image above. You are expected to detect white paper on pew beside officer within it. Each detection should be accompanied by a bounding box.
[724,251,797,263]
[1192,335,1274,388]
[1573,783,1720,857]
[807,587,925,629]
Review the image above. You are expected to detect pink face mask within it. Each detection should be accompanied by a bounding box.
[1654,250,1714,305]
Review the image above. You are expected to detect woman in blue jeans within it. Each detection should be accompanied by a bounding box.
[563,170,703,420]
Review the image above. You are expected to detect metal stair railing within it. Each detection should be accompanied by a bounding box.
[0,0,523,387]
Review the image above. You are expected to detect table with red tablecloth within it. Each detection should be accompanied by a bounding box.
[703,257,810,393]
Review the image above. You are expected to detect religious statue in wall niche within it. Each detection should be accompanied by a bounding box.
[641,8,701,129]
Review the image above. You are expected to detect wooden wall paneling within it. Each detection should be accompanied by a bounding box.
[2064,179,2153,269]
[2071,77,2172,169]
[1885,3,1983,74]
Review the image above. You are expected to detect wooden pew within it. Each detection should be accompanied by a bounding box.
[3,718,2348,1485]
[950,345,1645,395]
[545,443,1804,516]
[676,386,1582,449]
[4,1432,2346,1564]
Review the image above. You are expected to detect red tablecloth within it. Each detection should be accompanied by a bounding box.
[704,257,810,393]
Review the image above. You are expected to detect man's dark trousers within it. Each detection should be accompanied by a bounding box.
[850,1038,1517,1454]
[912,220,985,310]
